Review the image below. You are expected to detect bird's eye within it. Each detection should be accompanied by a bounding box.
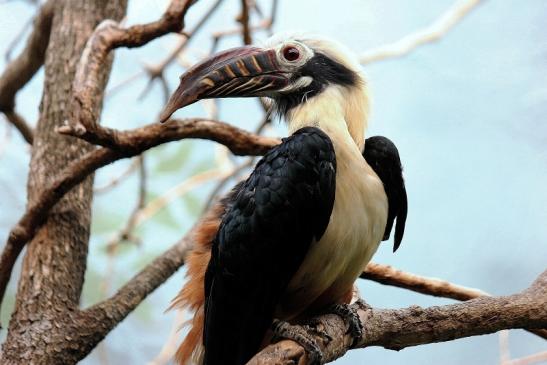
[282,46,300,62]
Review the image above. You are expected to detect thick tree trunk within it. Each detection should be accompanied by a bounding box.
[0,1,127,364]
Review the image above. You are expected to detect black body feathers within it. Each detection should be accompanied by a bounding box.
[363,136,408,251]
[202,131,407,365]
[203,127,336,365]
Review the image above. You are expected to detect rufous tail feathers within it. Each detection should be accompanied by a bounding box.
[170,204,223,365]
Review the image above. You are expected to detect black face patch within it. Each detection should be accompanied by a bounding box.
[272,52,359,116]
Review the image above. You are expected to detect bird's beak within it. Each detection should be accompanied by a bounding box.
[159,46,288,123]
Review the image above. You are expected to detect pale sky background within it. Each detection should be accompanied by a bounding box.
[1,0,546,364]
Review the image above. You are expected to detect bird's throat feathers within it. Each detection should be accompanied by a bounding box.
[285,84,369,150]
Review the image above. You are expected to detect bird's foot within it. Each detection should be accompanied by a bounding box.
[306,317,333,342]
[328,299,365,347]
[272,319,324,365]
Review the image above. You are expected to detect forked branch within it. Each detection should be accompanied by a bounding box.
[67,0,197,149]
[360,0,483,64]
[0,118,279,319]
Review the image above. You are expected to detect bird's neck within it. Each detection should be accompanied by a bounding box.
[286,85,369,150]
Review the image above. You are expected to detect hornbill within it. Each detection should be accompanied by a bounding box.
[159,33,408,365]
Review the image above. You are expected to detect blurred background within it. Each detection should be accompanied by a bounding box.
[1,0,546,364]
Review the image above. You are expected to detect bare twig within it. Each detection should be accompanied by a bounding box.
[203,158,253,210]
[201,99,220,120]
[361,262,488,300]
[499,330,511,364]
[108,0,224,100]
[265,0,279,32]
[105,155,147,251]
[0,0,55,144]
[110,0,277,97]
[56,117,280,153]
[248,270,547,365]
[210,18,271,53]
[140,0,224,100]
[67,0,198,149]
[499,329,547,365]
[94,157,140,193]
[77,211,547,365]
[4,16,34,62]
[0,118,12,158]
[76,235,194,351]
[106,71,144,97]
[360,0,483,64]
[3,110,34,145]
[504,351,547,365]
[210,0,277,53]
[77,213,221,350]
[254,112,272,134]
[0,118,280,317]
[239,0,252,45]
[97,155,148,353]
[147,310,186,365]
[204,111,270,209]
[134,168,231,228]
[361,263,547,340]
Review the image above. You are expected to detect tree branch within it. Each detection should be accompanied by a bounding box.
[248,270,547,365]
[78,235,193,341]
[2,110,33,145]
[66,0,197,150]
[94,156,140,193]
[0,0,55,144]
[361,262,488,301]
[204,158,253,210]
[504,351,547,365]
[104,154,147,250]
[0,118,279,318]
[239,0,252,45]
[4,11,34,62]
[360,0,483,65]
[138,0,225,101]
[74,215,214,350]
[133,167,230,228]
[361,263,547,340]
[210,1,277,54]
[108,0,225,100]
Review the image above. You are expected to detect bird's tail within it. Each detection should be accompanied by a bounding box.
[169,204,223,365]
[176,307,205,365]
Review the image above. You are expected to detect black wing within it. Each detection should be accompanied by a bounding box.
[363,136,408,252]
[203,127,336,365]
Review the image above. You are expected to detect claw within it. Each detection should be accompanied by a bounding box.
[329,302,363,347]
[306,317,333,342]
[272,319,324,365]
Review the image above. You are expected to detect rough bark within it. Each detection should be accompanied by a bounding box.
[362,263,547,340]
[248,270,547,365]
[0,1,127,364]
[0,119,278,315]
[0,1,544,363]
[66,0,195,149]
[76,225,202,345]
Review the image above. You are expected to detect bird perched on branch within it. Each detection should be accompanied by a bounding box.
[159,33,407,365]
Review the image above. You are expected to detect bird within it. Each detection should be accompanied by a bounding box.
[159,33,408,365]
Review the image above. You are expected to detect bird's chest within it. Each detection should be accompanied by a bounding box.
[277,149,388,319]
